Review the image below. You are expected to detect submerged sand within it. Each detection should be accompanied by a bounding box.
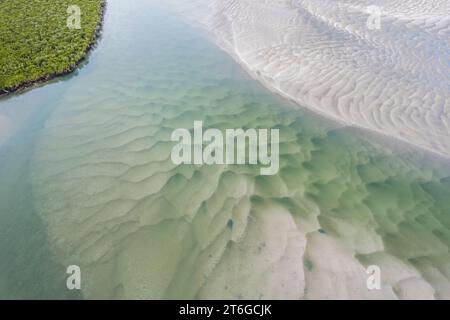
[6,0,446,299]
[168,0,450,158]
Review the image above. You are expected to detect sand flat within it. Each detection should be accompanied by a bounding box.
[169,0,450,158]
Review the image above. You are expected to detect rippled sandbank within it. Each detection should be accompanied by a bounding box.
[168,0,450,158]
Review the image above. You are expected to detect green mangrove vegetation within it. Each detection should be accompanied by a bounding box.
[0,0,105,94]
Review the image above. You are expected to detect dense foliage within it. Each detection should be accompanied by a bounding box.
[0,0,104,92]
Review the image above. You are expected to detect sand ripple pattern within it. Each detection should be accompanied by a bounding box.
[170,0,450,158]
[31,0,450,299]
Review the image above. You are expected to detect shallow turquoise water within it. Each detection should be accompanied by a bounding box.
[1,0,450,299]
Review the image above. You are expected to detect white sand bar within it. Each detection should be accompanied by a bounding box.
[169,0,450,157]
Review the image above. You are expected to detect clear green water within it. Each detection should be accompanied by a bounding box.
[1,0,450,299]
